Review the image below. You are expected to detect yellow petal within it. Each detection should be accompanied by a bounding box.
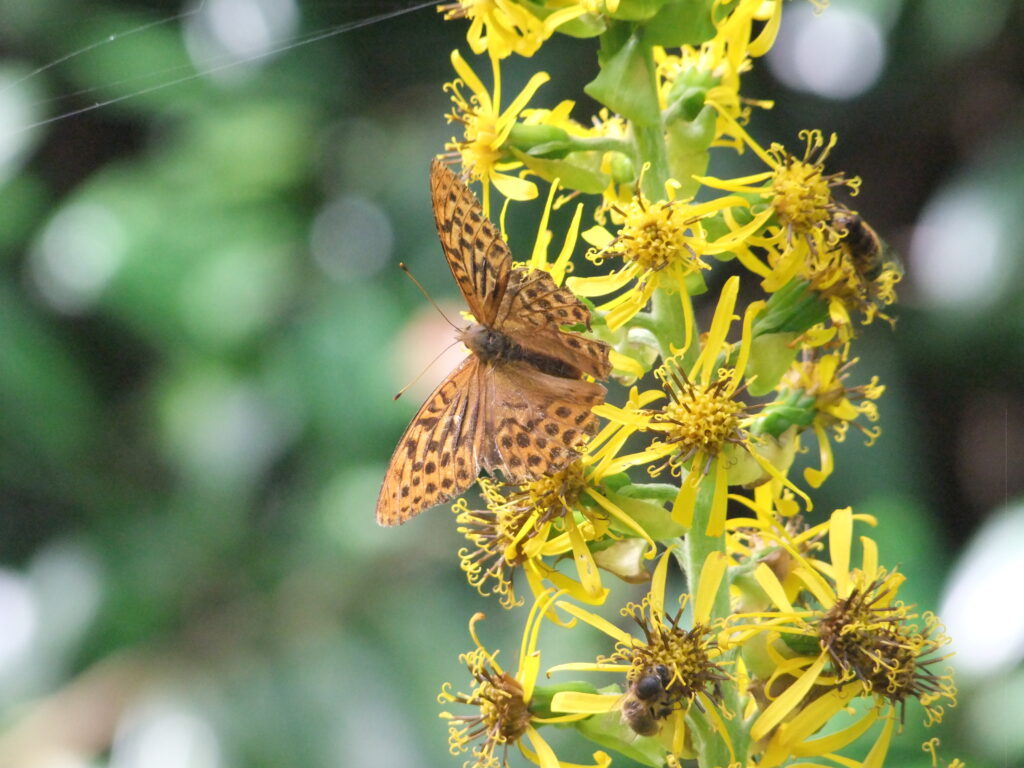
[567,267,633,297]
[863,708,896,768]
[524,724,560,768]
[521,652,541,703]
[829,507,853,600]
[803,421,833,488]
[791,700,878,756]
[609,348,646,379]
[492,170,538,201]
[750,652,828,741]
[498,71,551,140]
[581,224,615,249]
[549,691,620,714]
[649,545,674,618]
[753,563,794,614]
[671,471,699,529]
[705,457,730,536]
[697,276,739,383]
[748,0,782,56]
[450,49,489,108]
[860,535,879,581]
[566,515,603,598]
[551,202,584,285]
[555,600,633,644]
[693,551,728,624]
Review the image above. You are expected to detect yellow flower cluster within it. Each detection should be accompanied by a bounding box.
[415,2,957,767]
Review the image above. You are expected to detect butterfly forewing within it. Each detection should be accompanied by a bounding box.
[376,357,485,526]
[430,159,509,325]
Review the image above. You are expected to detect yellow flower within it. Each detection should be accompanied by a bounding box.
[454,406,669,609]
[593,277,807,535]
[567,192,756,336]
[697,128,861,278]
[725,508,957,767]
[778,349,885,488]
[439,0,589,59]
[438,591,611,768]
[445,50,550,213]
[548,549,734,762]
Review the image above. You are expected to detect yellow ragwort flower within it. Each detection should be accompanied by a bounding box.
[567,191,756,337]
[593,277,807,535]
[726,508,957,768]
[445,50,549,213]
[549,549,733,761]
[453,417,659,610]
[778,349,885,488]
[438,591,611,768]
[697,129,862,281]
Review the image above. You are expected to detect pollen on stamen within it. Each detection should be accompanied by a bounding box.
[648,358,754,474]
[593,196,710,276]
[767,129,860,246]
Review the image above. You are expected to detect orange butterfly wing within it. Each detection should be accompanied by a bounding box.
[430,159,509,325]
[376,357,486,526]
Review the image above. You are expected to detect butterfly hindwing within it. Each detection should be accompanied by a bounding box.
[376,357,485,526]
[429,159,509,326]
[481,362,605,485]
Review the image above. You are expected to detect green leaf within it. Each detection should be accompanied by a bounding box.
[511,148,611,195]
[642,0,717,46]
[604,489,687,539]
[609,0,672,21]
[745,332,800,396]
[576,706,667,767]
[586,27,661,127]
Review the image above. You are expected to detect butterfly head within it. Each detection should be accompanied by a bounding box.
[460,323,512,364]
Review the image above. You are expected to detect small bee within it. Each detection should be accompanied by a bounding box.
[621,664,676,737]
[832,207,885,282]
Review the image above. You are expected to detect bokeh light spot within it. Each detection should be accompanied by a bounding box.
[112,698,221,768]
[909,185,1005,310]
[941,502,1024,677]
[185,0,300,82]
[0,570,37,674]
[768,5,886,100]
[29,201,126,314]
[311,195,394,283]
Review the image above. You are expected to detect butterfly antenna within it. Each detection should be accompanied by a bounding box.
[394,339,461,401]
[398,262,461,333]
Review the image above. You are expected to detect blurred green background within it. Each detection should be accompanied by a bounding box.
[0,1,1022,766]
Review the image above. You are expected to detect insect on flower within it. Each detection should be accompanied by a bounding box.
[376,160,612,526]
[620,664,675,737]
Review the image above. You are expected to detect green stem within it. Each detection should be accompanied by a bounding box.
[650,289,685,363]
[680,467,749,766]
[635,123,670,201]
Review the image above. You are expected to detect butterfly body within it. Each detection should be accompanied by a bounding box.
[460,323,585,380]
[375,161,612,527]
